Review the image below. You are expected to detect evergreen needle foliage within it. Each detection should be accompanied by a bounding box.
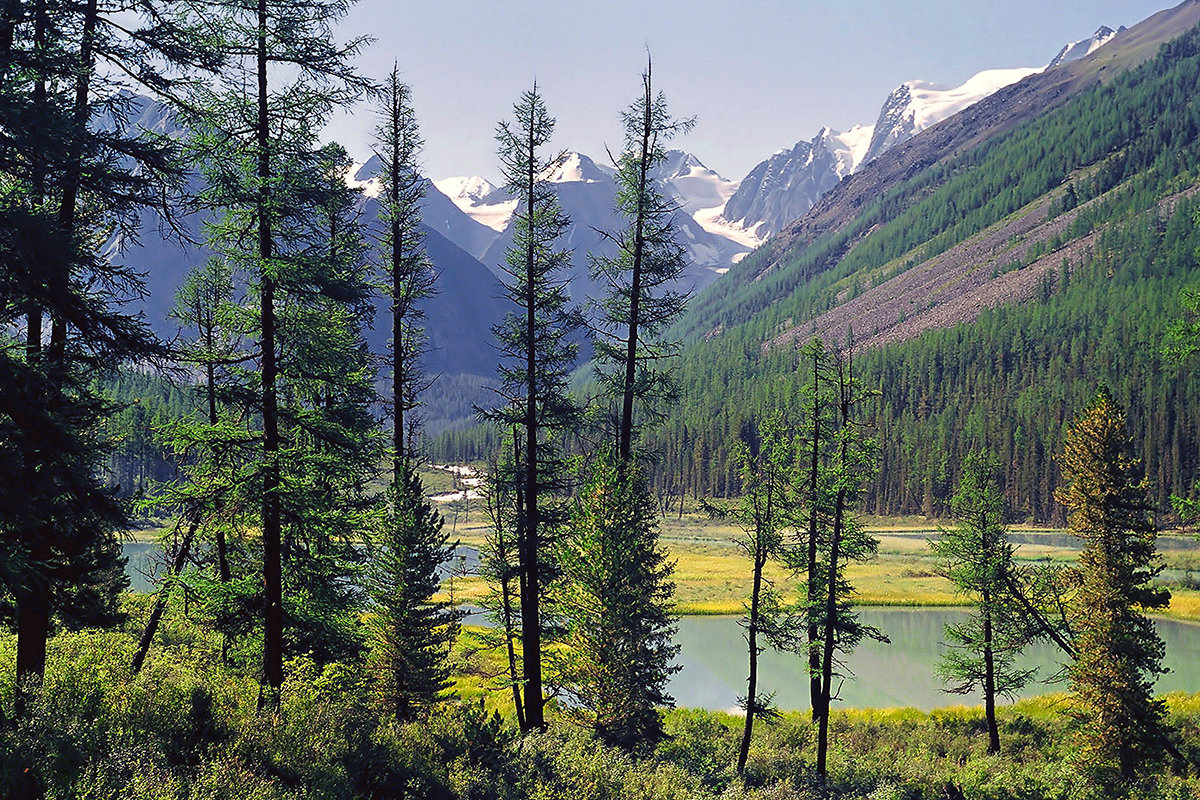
[1057,391,1171,793]
[366,462,461,721]
[931,449,1035,754]
[558,451,678,751]
[590,58,694,461]
[373,66,435,467]
[486,83,582,732]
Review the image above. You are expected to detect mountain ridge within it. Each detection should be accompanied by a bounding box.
[645,1,1200,522]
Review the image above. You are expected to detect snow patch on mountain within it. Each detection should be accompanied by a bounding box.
[649,150,761,248]
[693,206,762,249]
[907,67,1041,129]
[543,151,614,184]
[863,66,1040,163]
[434,175,517,232]
[655,150,739,215]
[825,124,875,178]
[1049,26,1122,68]
[346,162,383,198]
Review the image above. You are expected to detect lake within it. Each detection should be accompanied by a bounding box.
[121,540,479,594]
[123,543,1200,711]
[668,609,1200,712]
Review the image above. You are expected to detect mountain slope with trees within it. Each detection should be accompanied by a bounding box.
[653,8,1200,522]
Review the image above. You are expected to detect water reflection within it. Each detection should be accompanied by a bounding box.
[670,609,1200,711]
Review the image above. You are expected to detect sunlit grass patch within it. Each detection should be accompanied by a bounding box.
[1161,589,1200,621]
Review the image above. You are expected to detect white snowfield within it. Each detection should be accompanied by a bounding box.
[433,175,517,232]
[825,124,874,179]
[899,67,1042,133]
[543,151,614,184]
[344,163,383,199]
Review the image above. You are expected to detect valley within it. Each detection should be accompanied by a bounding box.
[7,0,1200,797]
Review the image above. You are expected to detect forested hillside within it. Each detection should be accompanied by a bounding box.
[651,25,1200,521]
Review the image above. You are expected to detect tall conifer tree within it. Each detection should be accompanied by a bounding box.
[487,84,580,731]
[814,340,884,778]
[0,0,213,714]
[375,66,434,467]
[186,5,373,691]
[365,68,459,720]
[932,449,1035,754]
[1057,391,1170,792]
[590,57,693,462]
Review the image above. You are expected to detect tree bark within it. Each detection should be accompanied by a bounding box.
[982,589,1000,754]
[132,517,199,673]
[390,81,405,472]
[520,116,544,732]
[807,347,822,720]
[816,486,845,778]
[14,567,50,719]
[257,0,284,696]
[619,65,652,464]
[736,547,766,775]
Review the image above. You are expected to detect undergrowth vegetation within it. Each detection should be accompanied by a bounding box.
[3,621,1200,799]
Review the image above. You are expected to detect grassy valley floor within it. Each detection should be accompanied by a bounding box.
[426,483,1200,621]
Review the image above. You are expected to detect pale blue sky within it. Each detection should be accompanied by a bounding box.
[328,0,1174,182]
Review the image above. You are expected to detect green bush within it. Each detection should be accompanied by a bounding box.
[3,626,1200,799]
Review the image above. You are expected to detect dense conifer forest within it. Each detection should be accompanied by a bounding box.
[642,30,1200,521]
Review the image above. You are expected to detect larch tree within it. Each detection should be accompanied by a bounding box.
[478,433,526,729]
[790,337,836,719]
[1056,391,1171,793]
[814,340,884,778]
[374,65,435,469]
[931,449,1035,754]
[132,259,242,674]
[590,56,693,462]
[0,0,213,715]
[364,66,459,721]
[556,59,690,752]
[186,0,375,688]
[487,83,581,732]
[558,451,678,751]
[727,412,795,776]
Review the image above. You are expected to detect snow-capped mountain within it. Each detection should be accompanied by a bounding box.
[653,150,759,254]
[1048,26,1122,68]
[654,150,737,215]
[721,125,873,241]
[861,67,1041,165]
[544,151,615,184]
[456,150,750,298]
[433,175,517,234]
[718,25,1115,243]
[343,157,502,261]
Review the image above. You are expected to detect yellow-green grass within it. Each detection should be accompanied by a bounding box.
[447,625,513,713]
[414,491,1200,621]
[1160,589,1200,622]
[125,526,167,543]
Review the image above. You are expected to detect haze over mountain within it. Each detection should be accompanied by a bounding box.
[107,14,1159,439]
[714,26,1128,242]
[417,22,1126,270]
